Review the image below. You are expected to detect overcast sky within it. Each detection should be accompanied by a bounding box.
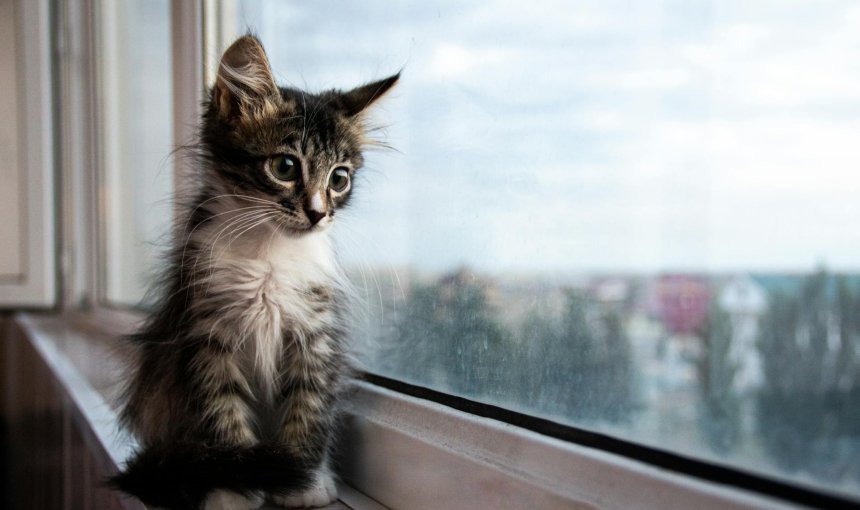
[236,0,860,274]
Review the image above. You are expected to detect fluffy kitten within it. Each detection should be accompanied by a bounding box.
[112,35,398,510]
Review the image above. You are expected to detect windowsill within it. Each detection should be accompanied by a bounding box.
[13,311,798,510]
[11,312,374,510]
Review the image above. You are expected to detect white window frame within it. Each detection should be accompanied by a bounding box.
[48,0,852,508]
[0,0,57,308]
[337,381,794,509]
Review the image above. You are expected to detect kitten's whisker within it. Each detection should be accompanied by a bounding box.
[183,193,279,230]
[179,198,278,267]
[226,194,281,206]
[168,208,278,303]
[332,228,377,343]
[341,230,371,304]
[190,209,277,280]
[202,211,280,277]
[222,210,279,246]
[261,214,286,259]
[203,213,281,280]
[179,205,277,278]
[213,211,281,265]
[200,209,274,254]
[336,225,389,323]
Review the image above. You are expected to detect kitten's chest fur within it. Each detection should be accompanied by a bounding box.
[191,228,342,399]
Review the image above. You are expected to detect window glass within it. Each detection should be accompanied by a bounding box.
[100,0,173,305]
[223,0,860,498]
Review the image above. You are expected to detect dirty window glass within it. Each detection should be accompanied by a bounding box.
[223,0,860,499]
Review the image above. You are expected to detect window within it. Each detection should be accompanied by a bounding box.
[98,0,174,306]
[214,0,860,502]
[40,0,858,506]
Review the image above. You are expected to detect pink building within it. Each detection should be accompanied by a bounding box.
[654,275,711,335]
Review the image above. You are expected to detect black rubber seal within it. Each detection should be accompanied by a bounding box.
[361,372,860,510]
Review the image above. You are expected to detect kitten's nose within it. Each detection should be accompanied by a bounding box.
[305,192,327,226]
[305,208,326,226]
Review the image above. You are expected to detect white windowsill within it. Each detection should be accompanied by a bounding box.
[14,313,363,510]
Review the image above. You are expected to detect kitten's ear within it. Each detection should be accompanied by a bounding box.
[213,35,278,117]
[339,73,400,117]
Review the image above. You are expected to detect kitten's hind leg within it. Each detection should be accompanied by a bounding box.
[204,490,264,510]
[271,461,337,508]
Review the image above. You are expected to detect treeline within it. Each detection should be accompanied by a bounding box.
[377,270,635,424]
[699,269,860,482]
[755,270,860,482]
[376,267,860,487]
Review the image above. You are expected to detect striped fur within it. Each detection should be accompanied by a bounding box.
[114,35,398,510]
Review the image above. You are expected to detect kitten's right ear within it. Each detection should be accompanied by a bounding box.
[213,35,278,118]
[339,73,400,117]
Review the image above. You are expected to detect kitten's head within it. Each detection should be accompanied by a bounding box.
[201,35,398,234]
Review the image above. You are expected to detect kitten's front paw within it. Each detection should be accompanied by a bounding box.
[272,471,337,508]
[204,489,264,510]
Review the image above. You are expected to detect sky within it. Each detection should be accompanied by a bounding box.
[231,0,860,274]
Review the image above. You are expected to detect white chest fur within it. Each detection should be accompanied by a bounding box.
[190,225,340,394]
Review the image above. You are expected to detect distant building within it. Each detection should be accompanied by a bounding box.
[719,275,767,316]
[654,275,711,335]
[719,275,767,392]
[592,278,630,305]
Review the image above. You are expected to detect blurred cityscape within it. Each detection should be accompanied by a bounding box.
[354,266,860,496]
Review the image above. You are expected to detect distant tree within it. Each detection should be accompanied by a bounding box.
[756,288,808,472]
[757,290,801,394]
[834,277,859,389]
[383,269,514,400]
[524,290,634,423]
[597,306,635,423]
[756,269,860,482]
[439,273,512,397]
[696,302,741,453]
[389,274,635,425]
[559,291,599,417]
[518,309,562,406]
[798,269,830,391]
[380,281,445,384]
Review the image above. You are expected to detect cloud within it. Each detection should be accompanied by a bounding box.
[248,0,860,273]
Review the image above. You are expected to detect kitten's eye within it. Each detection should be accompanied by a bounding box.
[329,167,350,192]
[271,155,300,182]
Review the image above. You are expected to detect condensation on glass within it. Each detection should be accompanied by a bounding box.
[221,0,860,499]
[100,0,174,305]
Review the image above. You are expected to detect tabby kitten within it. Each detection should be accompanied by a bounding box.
[112,35,398,510]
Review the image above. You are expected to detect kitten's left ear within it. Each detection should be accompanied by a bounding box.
[338,73,400,117]
[213,35,278,118]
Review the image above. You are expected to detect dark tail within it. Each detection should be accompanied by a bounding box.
[110,442,312,510]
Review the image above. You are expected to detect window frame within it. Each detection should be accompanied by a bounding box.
[0,0,57,308]
[52,0,860,508]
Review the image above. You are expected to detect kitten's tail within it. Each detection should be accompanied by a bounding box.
[109,441,313,510]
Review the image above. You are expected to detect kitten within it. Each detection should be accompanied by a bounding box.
[111,35,398,510]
